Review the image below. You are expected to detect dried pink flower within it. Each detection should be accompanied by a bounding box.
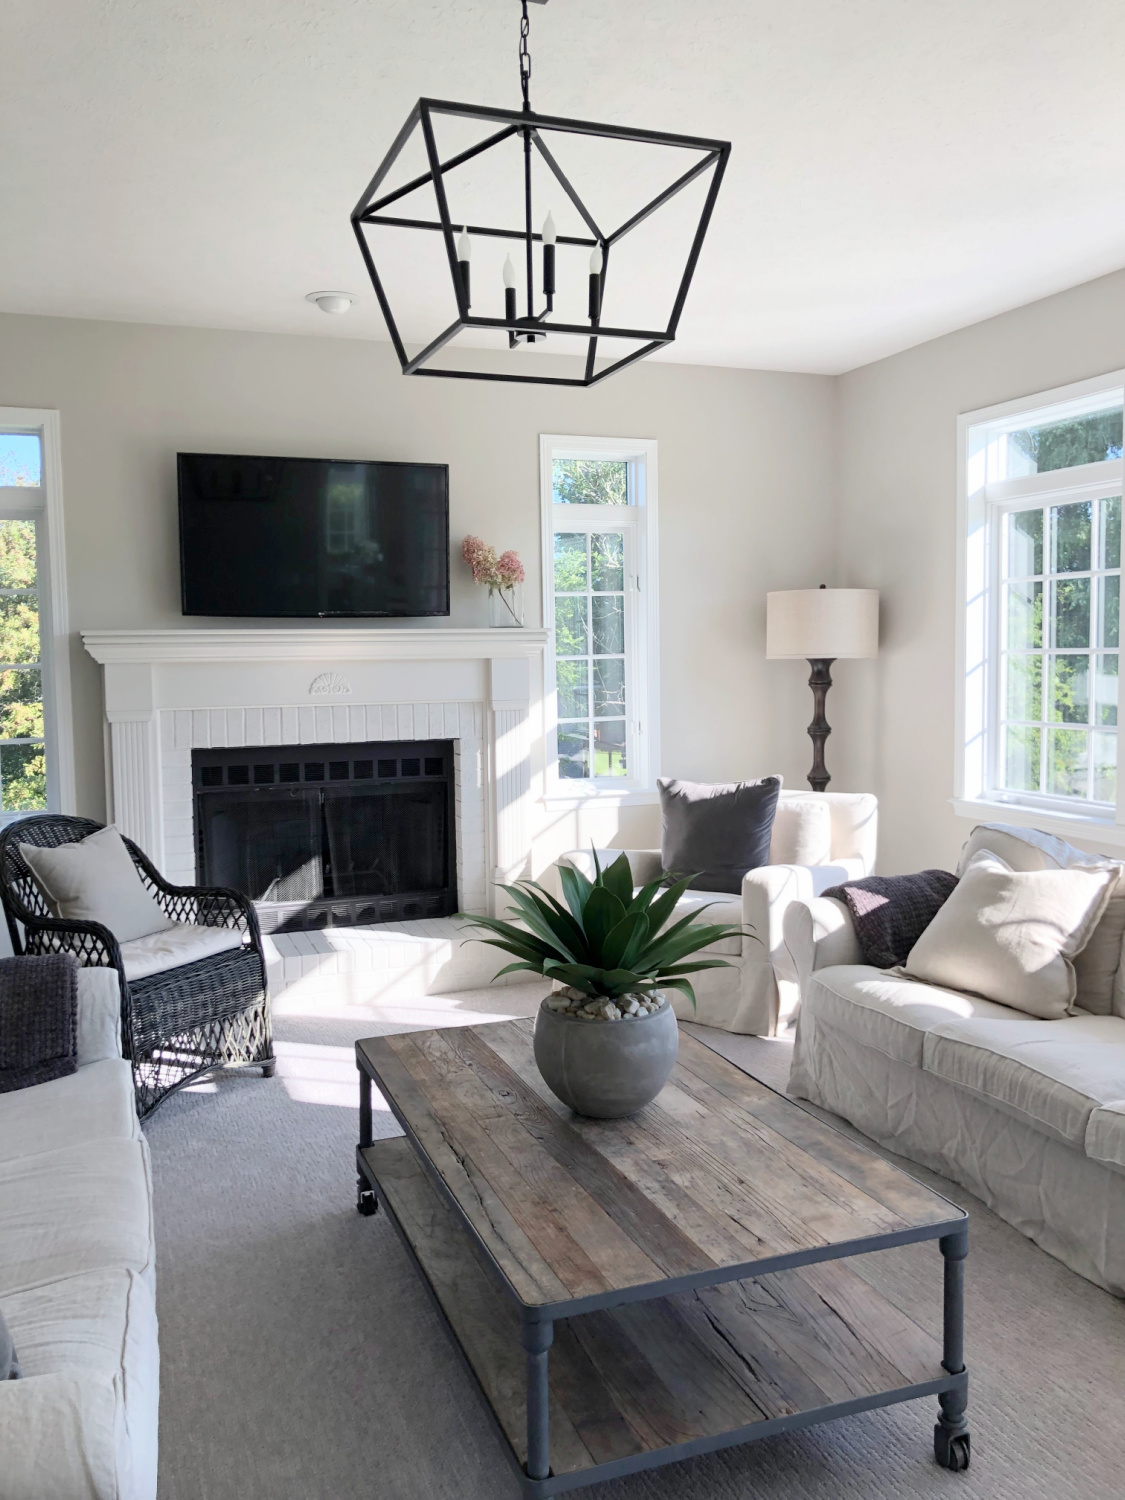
[461,535,523,591]
[496,550,525,587]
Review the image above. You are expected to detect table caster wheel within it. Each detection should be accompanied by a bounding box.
[934,1426,970,1471]
[356,1181,379,1217]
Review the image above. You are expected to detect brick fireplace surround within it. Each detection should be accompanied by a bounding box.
[81,629,550,919]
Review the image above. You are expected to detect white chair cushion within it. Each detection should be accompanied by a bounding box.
[804,965,1022,1068]
[923,1013,1125,1148]
[0,1138,155,1297]
[0,1059,139,1167]
[19,827,173,944]
[118,923,245,981]
[3,1266,160,1500]
[904,853,1117,1019]
[769,798,832,866]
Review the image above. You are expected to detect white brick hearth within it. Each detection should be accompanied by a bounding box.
[82,628,549,1006]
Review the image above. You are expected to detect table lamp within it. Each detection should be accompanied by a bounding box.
[766,586,879,790]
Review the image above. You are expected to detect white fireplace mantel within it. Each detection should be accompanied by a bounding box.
[82,627,549,912]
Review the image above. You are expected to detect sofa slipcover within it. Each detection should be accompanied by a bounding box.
[785,893,1125,1296]
[922,1014,1125,1148]
[0,1058,140,1165]
[0,965,159,1499]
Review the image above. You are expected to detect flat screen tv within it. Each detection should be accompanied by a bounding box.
[178,453,450,617]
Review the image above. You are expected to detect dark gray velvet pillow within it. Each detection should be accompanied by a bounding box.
[0,1307,20,1379]
[659,776,783,893]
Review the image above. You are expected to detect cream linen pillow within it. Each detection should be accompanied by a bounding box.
[904,852,1117,1019]
[957,823,1125,1015]
[19,825,174,944]
[768,798,833,866]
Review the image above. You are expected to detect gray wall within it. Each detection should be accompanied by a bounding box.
[0,312,839,864]
[834,266,1125,873]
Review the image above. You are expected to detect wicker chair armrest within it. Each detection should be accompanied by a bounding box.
[20,914,124,972]
[124,839,259,941]
[150,880,261,944]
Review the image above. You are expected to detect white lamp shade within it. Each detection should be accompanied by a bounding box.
[766,588,879,659]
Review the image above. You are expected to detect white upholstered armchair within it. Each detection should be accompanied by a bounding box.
[558,791,877,1035]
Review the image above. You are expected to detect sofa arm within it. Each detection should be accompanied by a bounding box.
[77,965,124,1066]
[558,849,664,886]
[782,896,861,994]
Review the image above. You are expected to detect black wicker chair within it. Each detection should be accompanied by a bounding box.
[0,814,274,1117]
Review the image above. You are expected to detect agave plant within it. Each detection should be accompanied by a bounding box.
[460,850,751,1009]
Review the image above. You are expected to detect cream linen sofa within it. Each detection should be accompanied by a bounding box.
[560,790,877,1035]
[0,966,159,1499]
[784,825,1125,1297]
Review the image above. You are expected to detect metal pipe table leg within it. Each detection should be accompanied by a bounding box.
[356,1064,379,1216]
[523,1315,554,1481]
[935,1226,970,1470]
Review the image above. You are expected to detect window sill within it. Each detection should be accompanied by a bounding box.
[540,787,659,808]
[950,797,1125,850]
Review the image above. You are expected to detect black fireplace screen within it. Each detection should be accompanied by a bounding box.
[192,740,456,932]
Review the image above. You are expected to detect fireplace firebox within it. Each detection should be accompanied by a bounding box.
[192,740,457,933]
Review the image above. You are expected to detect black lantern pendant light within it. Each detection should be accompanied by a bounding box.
[351,1,731,387]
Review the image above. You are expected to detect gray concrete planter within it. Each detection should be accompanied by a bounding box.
[532,997,679,1118]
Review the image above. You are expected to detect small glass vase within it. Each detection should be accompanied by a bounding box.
[488,583,524,627]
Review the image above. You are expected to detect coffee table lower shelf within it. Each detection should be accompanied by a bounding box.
[360,1137,964,1497]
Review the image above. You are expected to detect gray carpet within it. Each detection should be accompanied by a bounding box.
[147,999,1125,1499]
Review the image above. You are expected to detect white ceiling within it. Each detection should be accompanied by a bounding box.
[4,0,1125,375]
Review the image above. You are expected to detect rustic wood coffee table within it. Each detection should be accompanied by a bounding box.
[355,1021,970,1495]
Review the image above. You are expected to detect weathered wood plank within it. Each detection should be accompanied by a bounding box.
[363,1135,944,1479]
[389,1034,619,1300]
[487,1020,925,1261]
[360,1018,958,1308]
[361,1139,594,1475]
[361,1037,572,1304]
[439,1026,717,1281]
[676,1033,958,1226]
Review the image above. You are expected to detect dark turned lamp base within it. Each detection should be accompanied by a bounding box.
[806,657,835,792]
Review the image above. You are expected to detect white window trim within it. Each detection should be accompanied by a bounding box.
[0,407,75,822]
[954,370,1125,842]
[539,434,660,798]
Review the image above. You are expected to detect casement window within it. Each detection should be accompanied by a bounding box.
[0,410,73,823]
[957,377,1125,833]
[540,436,659,794]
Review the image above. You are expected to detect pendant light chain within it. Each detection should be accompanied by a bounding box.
[519,0,532,112]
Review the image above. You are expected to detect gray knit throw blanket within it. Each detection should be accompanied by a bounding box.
[0,952,79,1093]
[821,870,959,969]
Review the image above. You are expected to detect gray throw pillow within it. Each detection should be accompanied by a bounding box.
[0,1307,20,1379]
[659,776,782,893]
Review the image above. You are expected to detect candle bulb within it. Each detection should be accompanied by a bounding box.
[456,226,471,309]
[503,254,517,326]
[541,211,556,299]
[588,243,603,323]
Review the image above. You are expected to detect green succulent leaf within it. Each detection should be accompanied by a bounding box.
[557,861,594,923]
[599,852,635,909]
[581,885,628,951]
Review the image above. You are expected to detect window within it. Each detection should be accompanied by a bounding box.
[0,410,73,823]
[958,378,1125,826]
[540,437,658,793]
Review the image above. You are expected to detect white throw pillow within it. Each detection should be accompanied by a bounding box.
[904,852,1118,1019]
[957,823,1125,1016]
[19,826,174,944]
[769,798,833,867]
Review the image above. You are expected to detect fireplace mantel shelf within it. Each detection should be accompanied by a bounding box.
[81,627,550,665]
